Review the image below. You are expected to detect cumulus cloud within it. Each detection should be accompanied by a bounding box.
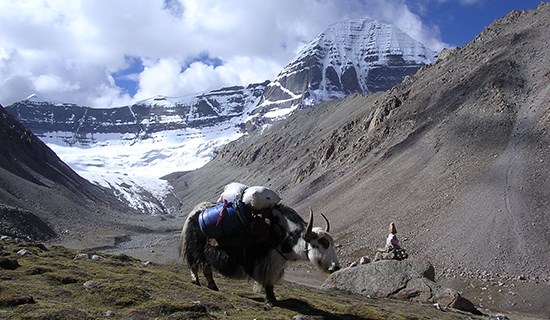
[133,56,282,101]
[32,75,80,93]
[0,0,446,108]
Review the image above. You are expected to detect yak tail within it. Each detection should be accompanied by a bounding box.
[179,214,192,258]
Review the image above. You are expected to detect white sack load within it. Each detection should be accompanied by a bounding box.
[242,186,281,210]
[217,182,248,203]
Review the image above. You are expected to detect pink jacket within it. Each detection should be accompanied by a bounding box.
[386,233,399,248]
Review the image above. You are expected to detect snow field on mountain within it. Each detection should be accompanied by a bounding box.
[48,120,244,214]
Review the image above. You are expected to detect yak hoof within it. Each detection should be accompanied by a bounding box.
[264,301,274,310]
[207,284,219,291]
[264,297,276,310]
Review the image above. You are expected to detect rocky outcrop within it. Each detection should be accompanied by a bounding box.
[321,259,482,315]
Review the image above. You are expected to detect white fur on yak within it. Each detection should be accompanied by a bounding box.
[179,201,340,309]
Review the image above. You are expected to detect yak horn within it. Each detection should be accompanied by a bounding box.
[304,207,316,241]
[321,213,330,233]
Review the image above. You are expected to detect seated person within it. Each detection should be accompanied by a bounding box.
[375,222,407,261]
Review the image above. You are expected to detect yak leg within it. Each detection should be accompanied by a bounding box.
[190,267,201,286]
[203,264,219,291]
[190,264,201,286]
[264,284,276,309]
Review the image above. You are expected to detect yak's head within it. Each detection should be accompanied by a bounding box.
[303,210,341,273]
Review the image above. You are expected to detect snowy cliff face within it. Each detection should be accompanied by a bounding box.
[250,17,437,124]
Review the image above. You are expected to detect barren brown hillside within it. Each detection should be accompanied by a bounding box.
[169,1,549,307]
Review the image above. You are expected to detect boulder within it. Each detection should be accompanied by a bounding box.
[322,259,481,315]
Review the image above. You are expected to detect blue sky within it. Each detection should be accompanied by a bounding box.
[410,0,544,46]
[0,0,545,108]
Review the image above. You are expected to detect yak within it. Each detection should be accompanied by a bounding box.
[179,201,341,308]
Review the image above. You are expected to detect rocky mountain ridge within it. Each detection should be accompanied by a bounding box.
[7,82,267,147]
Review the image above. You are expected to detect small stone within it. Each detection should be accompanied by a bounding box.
[359,256,371,264]
[16,249,30,256]
[74,253,89,260]
[83,280,100,290]
[91,255,104,261]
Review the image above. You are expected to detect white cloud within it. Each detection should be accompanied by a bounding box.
[134,56,282,100]
[33,74,80,93]
[0,0,446,108]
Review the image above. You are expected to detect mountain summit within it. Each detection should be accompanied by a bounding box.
[250,17,437,124]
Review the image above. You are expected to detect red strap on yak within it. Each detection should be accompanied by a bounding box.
[216,200,229,227]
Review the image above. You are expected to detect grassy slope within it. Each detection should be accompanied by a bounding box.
[0,240,483,320]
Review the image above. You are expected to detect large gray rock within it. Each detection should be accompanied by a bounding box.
[322,259,481,315]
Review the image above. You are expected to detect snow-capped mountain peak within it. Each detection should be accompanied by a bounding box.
[23,93,77,107]
[252,17,437,121]
[304,17,436,65]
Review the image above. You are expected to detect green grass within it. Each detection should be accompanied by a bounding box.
[0,240,482,319]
